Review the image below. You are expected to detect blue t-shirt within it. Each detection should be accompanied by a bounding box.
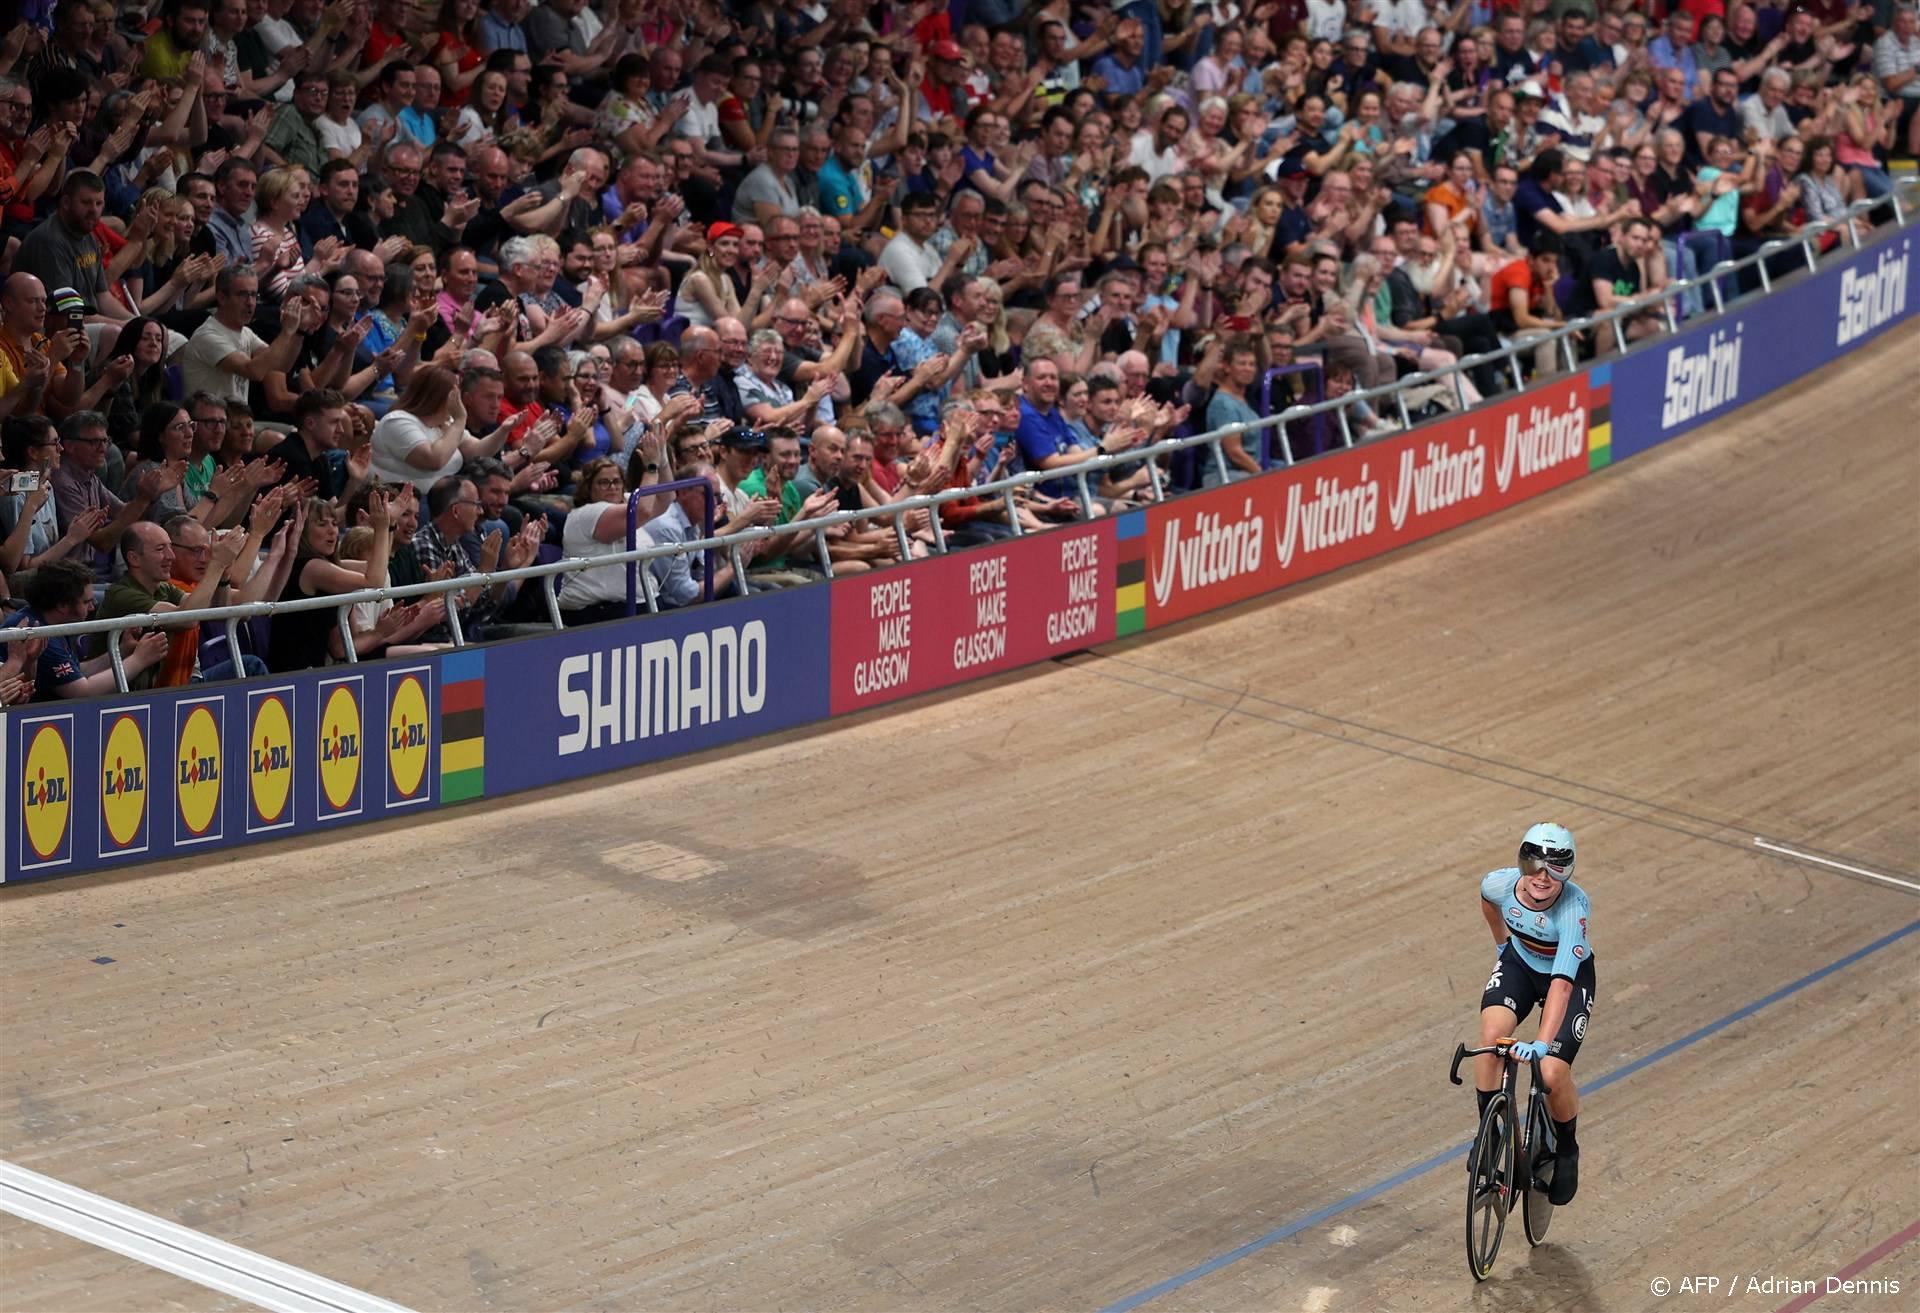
[2,605,86,698]
[1481,867,1593,980]
[816,157,865,220]
[1015,397,1081,498]
[1512,179,1563,248]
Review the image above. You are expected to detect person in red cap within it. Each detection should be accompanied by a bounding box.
[676,223,746,330]
[919,39,973,122]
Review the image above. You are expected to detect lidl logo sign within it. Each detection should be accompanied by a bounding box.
[385,669,431,806]
[317,680,363,819]
[248,690,295,832]
[19,719,74,870]
[174,701,224,843]
[99,710,150,855]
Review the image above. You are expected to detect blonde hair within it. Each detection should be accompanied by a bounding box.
[256,166,311,218]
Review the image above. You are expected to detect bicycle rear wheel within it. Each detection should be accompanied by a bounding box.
[1466,1094,1515,1281]
[1523,1092,1557,1245]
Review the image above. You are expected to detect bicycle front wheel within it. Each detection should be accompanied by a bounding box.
[1466,1093,1515,1281]
[1523,1092,1557,1245]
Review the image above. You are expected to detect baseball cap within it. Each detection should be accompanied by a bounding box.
[927,39,967,62]
[722,428,769,450]
[706,221,743,243]
[1270,155,1308,180]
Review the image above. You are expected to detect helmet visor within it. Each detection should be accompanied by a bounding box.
[1520,842,1574,880]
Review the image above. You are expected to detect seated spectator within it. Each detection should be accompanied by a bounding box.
[181,265,317,407]
[333,523,449,661]
[267,494,395,672]
[51,409,181,573]
[2,416,107,576]
[94,520,261,688]
[412,473,545,636]
[261,388,365,504]
[1,558,170,700]
[370,365,514,492]
[92,317,178,441]
[0,274,87,422]
[558,451,670,624]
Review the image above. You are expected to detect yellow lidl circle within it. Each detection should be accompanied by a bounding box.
[250,695,293,825]
[100,715,148,848]
[176,706,222,836]
[21,724,72,860]
[387,675,428,799]
[318,685,362,811]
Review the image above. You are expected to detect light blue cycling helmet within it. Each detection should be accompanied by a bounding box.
[1519,822,1576,879]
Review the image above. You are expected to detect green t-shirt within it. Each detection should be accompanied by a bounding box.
[736,469,803,569]
[96,577,188,690]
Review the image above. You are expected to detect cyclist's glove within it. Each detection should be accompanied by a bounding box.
[1509,1040,1551,1062]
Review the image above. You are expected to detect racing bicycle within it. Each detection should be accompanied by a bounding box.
[1448,1037,1560,1280]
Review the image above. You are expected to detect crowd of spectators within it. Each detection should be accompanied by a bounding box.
[0,0,1912,703]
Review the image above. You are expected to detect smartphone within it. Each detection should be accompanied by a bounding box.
[10,471,40,493]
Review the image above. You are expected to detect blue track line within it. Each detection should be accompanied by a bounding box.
[1097,918,1920,1313]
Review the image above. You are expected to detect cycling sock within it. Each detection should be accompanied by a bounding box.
[1477,1089,1496,1120]
[1553,1116,1577,1150]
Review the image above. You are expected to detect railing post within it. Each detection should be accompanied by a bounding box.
[1274,413,1295,465]
[108,633,130,692]
[1207,437,1228,485]
[540,572,564,629]
[1002,485,1023,534]
[927,501,949,553]
[1336,405,1355,447]
[639,560,660,613]
[223,619,245,678]
[1393,387,1412,429]
[813,524,834,579]
[1708,276,1725,316]
[335,604,358,663]
[1074,468,1094,518]
[1559,333,1579,374]
[890,509,913,560]
[1451,367,1468,411]
[1613,314,1629,352]
[729,543,750,595]
[701,485,716,605]
[1145,458,1165,501]
[444,594,466,647]
[1801,237,1819,274]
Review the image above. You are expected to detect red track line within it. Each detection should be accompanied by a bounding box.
[1772,1220,1920,1313]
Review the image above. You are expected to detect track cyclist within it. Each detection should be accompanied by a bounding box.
[1475,823,1594,1205]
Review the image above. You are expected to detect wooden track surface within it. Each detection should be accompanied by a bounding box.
[3,322,1916,1312]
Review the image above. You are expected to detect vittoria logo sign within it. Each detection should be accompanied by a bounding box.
[1142,379,1593,625]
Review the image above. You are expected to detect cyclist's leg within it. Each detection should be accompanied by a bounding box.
[1475,944,1537,1109]
[1539,960,1597,1204]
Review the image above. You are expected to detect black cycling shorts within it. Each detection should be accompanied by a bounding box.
[1479,941,1597,1065]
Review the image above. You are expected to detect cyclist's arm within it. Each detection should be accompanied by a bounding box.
[1534,977,1574,1049]
[1480,897,1509,948]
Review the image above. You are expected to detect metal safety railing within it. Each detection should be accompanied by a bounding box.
[1,190,1909,692]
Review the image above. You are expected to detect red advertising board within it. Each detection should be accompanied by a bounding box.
[830,520,1116,714]
[1143,376,1594,627]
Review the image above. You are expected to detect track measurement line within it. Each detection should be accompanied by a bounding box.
[0,1161,414,1313]
[1753,838,1920,894]
[1094,919,1920,1313]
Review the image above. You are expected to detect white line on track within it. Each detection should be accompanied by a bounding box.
[1752,838,1920,894]
[0,1161,414,1313]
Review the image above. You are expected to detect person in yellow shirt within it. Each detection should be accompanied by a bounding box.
[139,0,212,82]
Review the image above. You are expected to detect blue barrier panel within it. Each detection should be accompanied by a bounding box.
[7,662,436,882]
[1610,231,1912,460]
[480,586,832,797]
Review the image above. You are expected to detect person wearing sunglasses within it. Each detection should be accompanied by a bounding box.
[1471,822,1594,1206]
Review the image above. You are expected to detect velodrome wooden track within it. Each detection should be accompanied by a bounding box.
[3,322,1916,1313]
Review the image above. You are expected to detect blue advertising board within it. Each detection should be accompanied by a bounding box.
[1609,230,1913,460]
[477,586,831,795]
[7,663,437,881]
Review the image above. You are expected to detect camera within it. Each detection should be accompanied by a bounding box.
[11,471,41,493]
